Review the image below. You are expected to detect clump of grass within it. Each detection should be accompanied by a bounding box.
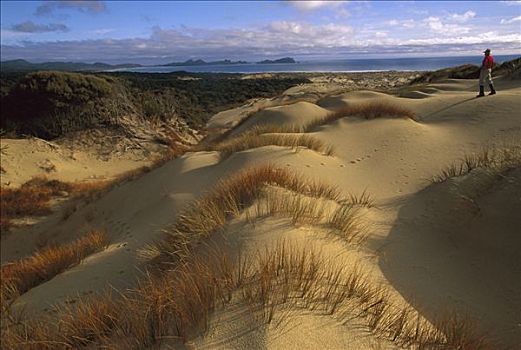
[341,189,375,208]
[211,101,415,148]
[250,188,367,244]
[1,245,236,349]
[1,242,490,349]
[432,145,521,183]
[0,177,69,218]
[303,100,416,131]
[0,177,73,233]
[0,230,109,302]
[213,133,334,159]
[147,165,346,265]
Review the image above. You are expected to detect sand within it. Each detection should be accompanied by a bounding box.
[2,74,520,348]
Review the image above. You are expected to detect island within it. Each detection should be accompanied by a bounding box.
[256,57,296,64]
[162,59,248,66]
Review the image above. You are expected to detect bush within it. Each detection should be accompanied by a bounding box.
[0,71,309,139]
[1,71,118,138]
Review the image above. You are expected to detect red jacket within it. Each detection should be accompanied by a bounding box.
[482,55,494,69]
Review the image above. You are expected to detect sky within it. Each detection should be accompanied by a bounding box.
[1,0,520,64]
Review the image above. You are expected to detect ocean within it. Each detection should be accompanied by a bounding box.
[113,55,520,74]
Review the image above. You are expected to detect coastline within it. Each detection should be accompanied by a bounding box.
[109,54,520,74]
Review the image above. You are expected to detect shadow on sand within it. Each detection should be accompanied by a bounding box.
[377,172,521,348]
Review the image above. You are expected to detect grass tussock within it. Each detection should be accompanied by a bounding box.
[0,178,70,218]
[147,164,351,265]
[0,177,71,233]
[432,145,521,183]
[304,101,416,131]
[0,231,109,303]
[212,133,334,159]
[212,100,416,147]
[1,242,490,349]
[249,188,367,244]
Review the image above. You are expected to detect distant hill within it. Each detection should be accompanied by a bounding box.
[257,57,296,64]
[0,59,142,72]
[162,59,248,66]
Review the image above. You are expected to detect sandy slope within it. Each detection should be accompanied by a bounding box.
[3,75,520,348]
[0,137,151,187]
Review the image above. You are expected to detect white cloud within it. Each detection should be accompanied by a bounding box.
[501,1,521,5]
[501,16,521,24]
[404,31,521,46]
[89,28,115,35]
[424,16,470,35]
[385,19,416,28]
[2,20,520,63]
[449,11,476,22]
[286,1,346,11]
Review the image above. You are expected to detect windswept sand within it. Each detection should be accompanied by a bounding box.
[2,75,520,348]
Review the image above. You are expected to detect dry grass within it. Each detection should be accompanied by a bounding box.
[0,130,189,234]
[432,145,521,183]
[1,245,235,349]
[1,242,490,349]
[0,156,173,233]
[0,177,72,233]
[146,164,351,265]
[210,100,416,148]
[0,177,114,233]
[0,231,109,303]
[0,178,69,218]
[207,98,313,146]
[250,188,367,243]
[212,133,334,159]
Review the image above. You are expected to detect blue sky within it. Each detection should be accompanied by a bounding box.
[1,1,520,64]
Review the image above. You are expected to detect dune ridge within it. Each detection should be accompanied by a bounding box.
[1,72,520,349]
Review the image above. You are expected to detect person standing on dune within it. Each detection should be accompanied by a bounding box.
[477,48,496,97]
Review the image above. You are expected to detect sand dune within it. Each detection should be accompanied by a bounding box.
[2,75,520,349]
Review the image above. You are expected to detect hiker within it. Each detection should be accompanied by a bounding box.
[477,48,496,97]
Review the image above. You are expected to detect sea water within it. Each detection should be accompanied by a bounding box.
[113,55,520,74]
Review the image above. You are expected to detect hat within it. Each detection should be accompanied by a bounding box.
[483,48,491,53]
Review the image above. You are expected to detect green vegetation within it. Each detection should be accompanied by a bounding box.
[0,70,309,139]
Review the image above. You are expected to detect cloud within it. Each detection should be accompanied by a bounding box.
[501,16,521,24]
[501,1,521,5]
[449,10,476,22]
[2,21,520,63]
[423,16,470,35]
[35,0,106,16]
[89,28,115,35]
[286,1,346,11]
[10,21,69,33]
[385,19,416,28]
